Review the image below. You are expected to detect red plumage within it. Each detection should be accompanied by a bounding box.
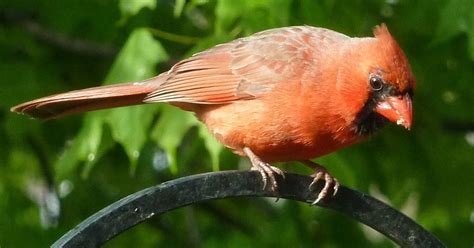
[12,24,415,203]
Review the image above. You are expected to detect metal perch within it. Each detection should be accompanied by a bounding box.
[52,171,445,248]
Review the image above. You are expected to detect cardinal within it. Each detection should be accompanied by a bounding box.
[11,24,415,204]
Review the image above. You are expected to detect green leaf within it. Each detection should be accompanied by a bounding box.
[174,0,186,17]
[54,113,106,179]
[104,28,168,172]
[104,28,169,84]
[215,0,290,34]
[56,28,168,176]
[119,0,157,17]
[191,0,209,5]
[198,124,223,171]
[105,105,157,173]
[215,0,245,33]
[151,105,198,174]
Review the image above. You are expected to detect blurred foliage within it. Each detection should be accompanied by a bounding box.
[0,0,473,247]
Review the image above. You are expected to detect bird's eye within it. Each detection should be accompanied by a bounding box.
[369,76,384,91]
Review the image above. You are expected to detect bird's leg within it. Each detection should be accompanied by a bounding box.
[243,147,285,192]
[301,160,340,205]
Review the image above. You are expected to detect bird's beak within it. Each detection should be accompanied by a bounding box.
[374,93,412,129]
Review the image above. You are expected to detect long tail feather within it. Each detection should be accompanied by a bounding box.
[11,81,161,120]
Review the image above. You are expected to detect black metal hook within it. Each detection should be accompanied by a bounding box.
[52,171,445,248]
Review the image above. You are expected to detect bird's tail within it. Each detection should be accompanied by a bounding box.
[10,78,164,120]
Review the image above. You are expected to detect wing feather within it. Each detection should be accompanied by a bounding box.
[145,26,349,104]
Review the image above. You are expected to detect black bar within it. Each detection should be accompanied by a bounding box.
[52,171,445,248]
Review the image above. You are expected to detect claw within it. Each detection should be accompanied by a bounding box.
[251,166,269,189]
[309,171,324,191]
[333,180,340,196]
[302,160,339,205]
[244,147,284,193]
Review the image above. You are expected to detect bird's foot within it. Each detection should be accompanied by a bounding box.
[243,147,285,192]
[302,160,340,205]
[250,162,285,192]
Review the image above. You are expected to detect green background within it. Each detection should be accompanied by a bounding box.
[1,0,473,247]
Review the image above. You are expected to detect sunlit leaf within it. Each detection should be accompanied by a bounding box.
[198,124,223,171]
[56,28,168,176]
[215,0,290,34]
[54,113,106,179]
[174,0,186,17]
[104,28,169,171]
[119,0,157,17]
[215,0,245,32]
[103,28,169,84]
[151,105,198,174]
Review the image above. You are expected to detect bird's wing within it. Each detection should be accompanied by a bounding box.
[145,26,348,104]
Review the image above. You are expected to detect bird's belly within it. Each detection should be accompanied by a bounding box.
[247,133,353,162]
[196,100,359,162]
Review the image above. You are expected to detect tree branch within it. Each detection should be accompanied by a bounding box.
[52,171,446,248]
[1,9,117,57]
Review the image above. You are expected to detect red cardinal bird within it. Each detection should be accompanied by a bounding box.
[11,24,415,204]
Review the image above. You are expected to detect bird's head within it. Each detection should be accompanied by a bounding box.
[336,24,415,136]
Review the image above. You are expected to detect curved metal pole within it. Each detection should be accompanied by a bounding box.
[52,171,445,248]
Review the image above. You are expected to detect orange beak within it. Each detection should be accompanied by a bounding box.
[374,93,412,129]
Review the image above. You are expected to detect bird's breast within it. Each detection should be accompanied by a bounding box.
[196,90,363,162]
